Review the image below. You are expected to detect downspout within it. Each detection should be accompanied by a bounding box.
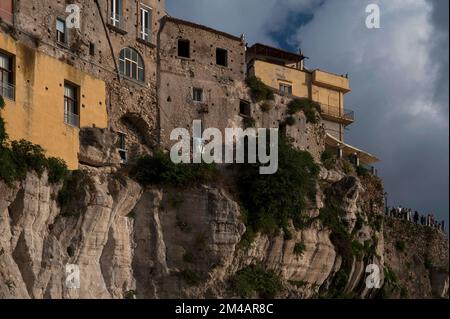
[156,18,166,147]
[94,0,121,83]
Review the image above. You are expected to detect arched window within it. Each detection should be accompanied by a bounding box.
[119,48,144,82]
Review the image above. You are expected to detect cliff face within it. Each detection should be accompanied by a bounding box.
[1,165,447,299]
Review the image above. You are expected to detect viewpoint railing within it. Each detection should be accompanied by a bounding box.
[319,103,355,122]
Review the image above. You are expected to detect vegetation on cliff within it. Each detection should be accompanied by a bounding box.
[287,98,321,124]
[236,136,320,244]
[231,263,283,298]
[0,96,68,185]
[130,150,218,187]
[246,75,275,102]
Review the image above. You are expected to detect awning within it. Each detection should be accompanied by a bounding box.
[325,133,380,165]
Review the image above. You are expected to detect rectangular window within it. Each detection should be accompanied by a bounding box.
[56,18,66,43]
[0,52,14,100]
[140,5,152,42]
[193,88,203,102]
[110,0,122,27]
[0,0,14,25]
[239,100,251,117]
[89,43,96,56]
[64,82,80,127]
[178,39,190,58]
[216,48,228,67]
[279,83,292,96]
[118,132,127,163]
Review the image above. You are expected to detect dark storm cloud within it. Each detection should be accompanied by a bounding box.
[166,0,449,226]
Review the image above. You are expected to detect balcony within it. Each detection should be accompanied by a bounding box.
[64,111,80,128]
[108,14,127,34]
[0,81,15,101]
[319,103,354,125]
[313,70,350,93]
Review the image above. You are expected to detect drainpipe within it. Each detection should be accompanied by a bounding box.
[94,0,121,83]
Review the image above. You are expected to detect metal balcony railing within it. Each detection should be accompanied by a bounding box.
[319,103,355,122]
[110,14,124,29]
[0,81,15,101]
[64,111,80,128]
[140,28,150,42]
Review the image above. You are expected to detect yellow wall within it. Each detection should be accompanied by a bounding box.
[0,32,108,169]
[250,59,310,98]
[251,59,349,119]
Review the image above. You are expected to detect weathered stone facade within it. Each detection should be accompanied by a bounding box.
[9,0,166,160]
[157,17,247,148]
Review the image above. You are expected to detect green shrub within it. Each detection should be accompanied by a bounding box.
[130,151,218,187]
[124,290,136,299]
[236,136,320,236]
[0,95,5,109]
[0,138,68,186]
[231,263,283,298]
[395,240,406,252]
[246,76,274,102]
[177,269,202,286]
[183,251,194,263]
[321,150,337,170]
[294,242,306,256]
[356,166,369,177]
[351,240,365,260]
[287,98,321,124]
[260,101,272,112]
[424,258,433,270]
[342,160,353,175]
[57,170,95,214]
[285,116,296,126]
[0,117,7,144]
[47,157,69,184]
[384,266,398,286]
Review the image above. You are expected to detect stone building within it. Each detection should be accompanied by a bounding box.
[1,0,167,167]
[157,16,248,149]
[247,43,378,167]
[1,0,378,169]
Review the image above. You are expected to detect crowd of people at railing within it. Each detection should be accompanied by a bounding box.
[385,206,446,233]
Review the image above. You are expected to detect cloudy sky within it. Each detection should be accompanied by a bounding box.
[167,0,449,227]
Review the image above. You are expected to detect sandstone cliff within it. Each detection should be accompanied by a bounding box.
[0,164,447,299]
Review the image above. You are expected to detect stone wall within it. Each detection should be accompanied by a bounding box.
[11,0,166,158]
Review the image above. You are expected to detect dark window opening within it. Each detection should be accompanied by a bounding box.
[216,48,228,67]
[239,100,251,117]
[56,18,66,43]
[178,39,190,58]
[193,88,203,102]
[0,51,15,100]
[64,82,80,127]
[279,83,292,96]
[89,43,96,56]
[118,132,127,163]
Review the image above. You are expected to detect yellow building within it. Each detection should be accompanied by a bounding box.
[247,43,378,166]
[0,32,108,169]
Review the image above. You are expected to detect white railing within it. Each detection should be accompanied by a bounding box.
[140,28,150,42]
[110,13,123,29]
[64,111,80,128]
[0,81,15,100]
